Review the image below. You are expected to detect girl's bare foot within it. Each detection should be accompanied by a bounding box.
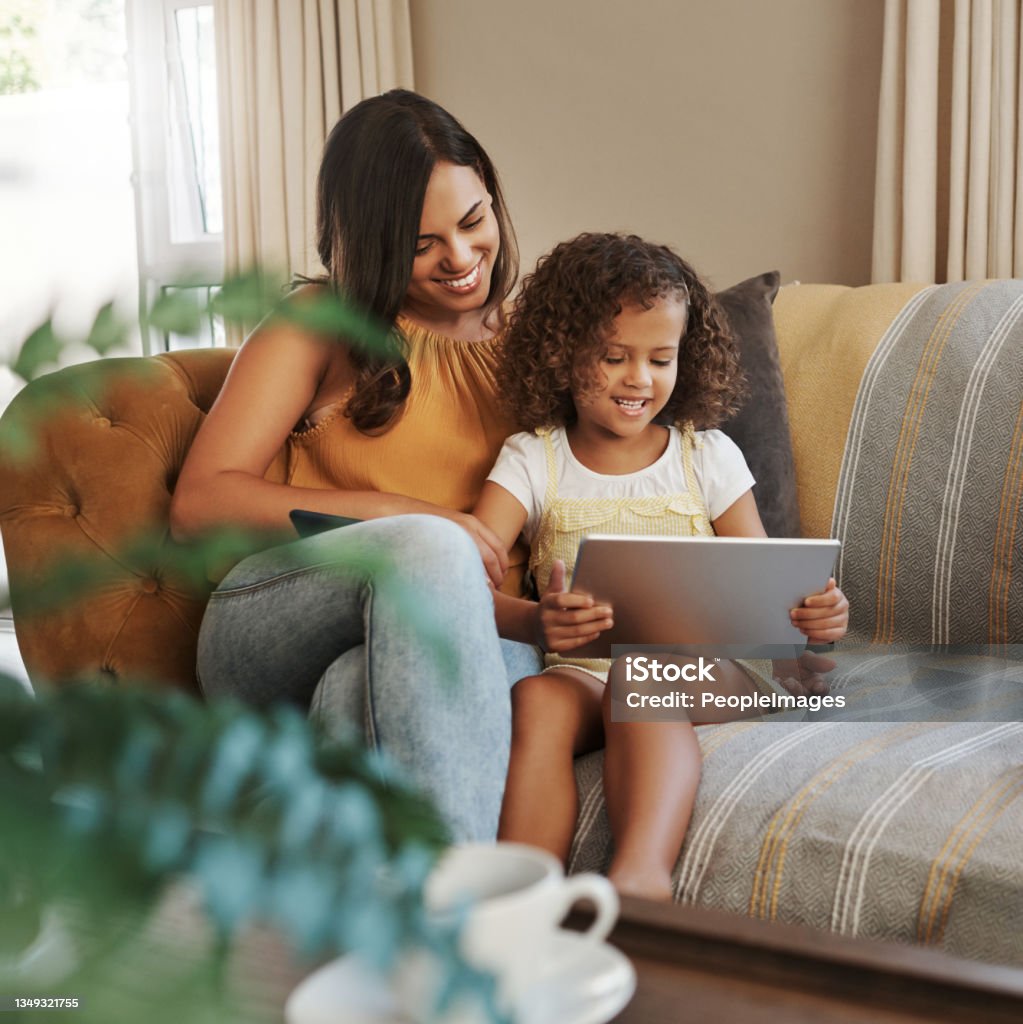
[607,865,674,902]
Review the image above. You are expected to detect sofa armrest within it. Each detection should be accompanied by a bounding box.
[0,349,235,690]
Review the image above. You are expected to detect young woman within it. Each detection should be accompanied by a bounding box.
[170,90,540,842]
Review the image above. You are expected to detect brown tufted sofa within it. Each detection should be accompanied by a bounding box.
[0,349,235,692]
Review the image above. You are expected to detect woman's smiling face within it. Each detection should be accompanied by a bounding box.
[402,161,501,332]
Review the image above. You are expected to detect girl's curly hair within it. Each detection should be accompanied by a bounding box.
[499,233,745,431]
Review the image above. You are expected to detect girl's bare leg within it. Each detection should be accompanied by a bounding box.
[601,657,760,901]
[498,669,604,862]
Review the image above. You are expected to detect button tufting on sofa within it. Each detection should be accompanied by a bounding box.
[0,346,238,692]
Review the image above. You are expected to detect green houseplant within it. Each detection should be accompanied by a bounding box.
[0,278,500,1023]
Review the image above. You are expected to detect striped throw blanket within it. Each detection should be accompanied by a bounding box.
[777,279,1023,647]
[571,720,1022,964]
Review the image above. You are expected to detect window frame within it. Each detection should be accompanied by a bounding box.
[126,0,222,353]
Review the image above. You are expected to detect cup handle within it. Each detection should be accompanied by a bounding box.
[556,873,619,942]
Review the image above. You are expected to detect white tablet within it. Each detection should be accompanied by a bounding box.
[568,535,841,658]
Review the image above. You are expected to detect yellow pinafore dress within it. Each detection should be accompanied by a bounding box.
[529,425,777,692]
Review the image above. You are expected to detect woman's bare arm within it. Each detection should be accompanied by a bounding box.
[170,319,430,534]
[169,311,509,583]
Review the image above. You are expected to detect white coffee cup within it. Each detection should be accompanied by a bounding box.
[422,842,618,1011]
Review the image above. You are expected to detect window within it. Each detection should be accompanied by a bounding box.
[0,0,226,374]
[0,0,139,375]
[166,3,221,242]
[0,0,139,620]
[127,0,224,352]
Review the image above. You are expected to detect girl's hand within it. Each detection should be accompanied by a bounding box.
[536,559,614,653]
[790,577,849,643]
[771,650,836,696]
[444,511,509,588]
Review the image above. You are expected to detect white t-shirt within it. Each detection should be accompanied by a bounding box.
[487,425,754,543]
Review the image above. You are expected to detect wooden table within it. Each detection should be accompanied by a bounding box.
[607,898,1023,1023]
[206,893,1023,1022]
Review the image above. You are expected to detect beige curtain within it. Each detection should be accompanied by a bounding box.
[872,0,1023,282]
[214,0,414,329]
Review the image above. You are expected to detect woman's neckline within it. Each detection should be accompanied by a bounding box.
[398,307,502,344]
[558,425,676,479]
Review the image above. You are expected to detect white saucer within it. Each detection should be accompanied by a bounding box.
[285,952,404,1024]
[517,932,636,1024]
[285,931,636,1024]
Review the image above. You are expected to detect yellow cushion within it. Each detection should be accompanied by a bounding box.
[773,283,928,539]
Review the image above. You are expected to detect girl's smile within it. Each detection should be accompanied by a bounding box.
[611,396,653,417]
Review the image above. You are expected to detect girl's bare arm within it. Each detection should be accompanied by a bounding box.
[710,489,768,539]
[474,482,612,648]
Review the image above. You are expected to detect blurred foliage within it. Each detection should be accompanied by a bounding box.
[0,0,129,96]
[0,675,497,1022]
[2,272,393,462]
[55,0,127,87]
[0,0,127,94]
[84,301,129,356]
[149,289,208,338]
[0,5,41,95]
[10,319,62,382]
[0,272,490,1020]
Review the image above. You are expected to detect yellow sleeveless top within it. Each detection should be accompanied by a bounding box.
[267,316,526,593]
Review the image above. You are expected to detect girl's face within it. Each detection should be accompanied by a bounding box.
[574,297,686,439]
[403,161,501,327]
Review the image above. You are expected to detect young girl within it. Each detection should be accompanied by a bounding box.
[474,233,848,899]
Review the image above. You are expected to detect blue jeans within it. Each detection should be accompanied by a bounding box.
[196,515,541,842]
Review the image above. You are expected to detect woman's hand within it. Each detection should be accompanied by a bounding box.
[535,559,614,653]
[790,577,849,643]
[443,510,509,588]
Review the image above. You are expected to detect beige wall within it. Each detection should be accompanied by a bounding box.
[411,0,884,290]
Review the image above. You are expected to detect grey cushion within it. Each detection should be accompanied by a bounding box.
[716,271,801,538]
